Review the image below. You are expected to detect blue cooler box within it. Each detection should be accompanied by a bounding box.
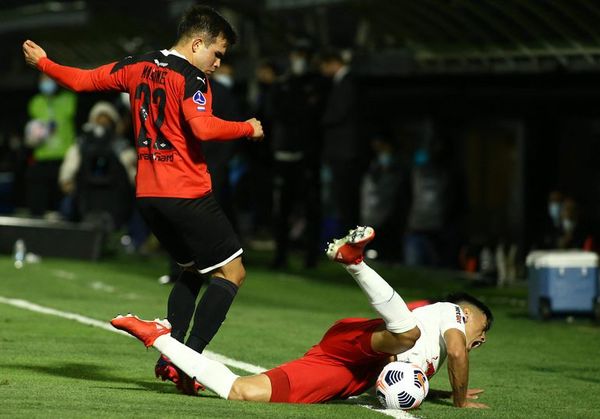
[527,251,599,319]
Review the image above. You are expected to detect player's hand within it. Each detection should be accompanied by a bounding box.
[466,388,484,399]
[245,118,264,141]
[23,40,47,67]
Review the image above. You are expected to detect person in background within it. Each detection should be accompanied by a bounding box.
[538,190,564,249]
[24,73,77,217]
[245,60,278,242]
[556,197,591,250]
[319,49,364,234]
[58,101,136,228]
[360,131,408,261]
[269,40,324,269]
[203,62,245,228]
[403,142,463,268]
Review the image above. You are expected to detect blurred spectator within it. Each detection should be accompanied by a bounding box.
[245,60,279,240]
[538,190,564,249]
[24,73,77,217]
[556,197,590,249]
[403,142,463,267]
[202,62,245,228]
[0,130,25,214]
[360,131,408,261]
[269,41,325,268]
[319,49,364,233]
[59,101,135,230]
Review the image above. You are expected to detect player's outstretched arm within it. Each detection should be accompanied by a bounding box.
[22,39,124,93]
[444,329,489,408]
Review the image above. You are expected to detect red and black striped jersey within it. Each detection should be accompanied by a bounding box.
[38,50,253,198]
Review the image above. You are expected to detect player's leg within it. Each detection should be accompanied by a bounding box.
[156,267,207,388]
[326,226,420,354]
[136,198,206,386]
[111,315,272,401]
[185,256,245,352]
[179,194,245,354]
[137,198,204,342]
[168,267,205,341]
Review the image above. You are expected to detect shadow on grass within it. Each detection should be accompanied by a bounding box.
[11,362,218,397]
[424,398,454,407]
[529,365,600,384]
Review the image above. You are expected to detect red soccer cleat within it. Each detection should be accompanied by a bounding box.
[110,314,171,347]
[326,226,375,265]
[155,355,205,394]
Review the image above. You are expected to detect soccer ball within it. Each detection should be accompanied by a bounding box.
[375,361,429,410]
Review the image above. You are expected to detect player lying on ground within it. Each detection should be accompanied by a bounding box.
[112,226,492,408]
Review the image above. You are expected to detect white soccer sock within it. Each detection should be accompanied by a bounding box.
[153,334,238,399]
[345,262,417,333]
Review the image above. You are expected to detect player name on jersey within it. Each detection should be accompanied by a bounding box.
[141,65,167,85]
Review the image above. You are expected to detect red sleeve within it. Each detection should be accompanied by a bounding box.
[37,57,127,92]
[189,115,253,141]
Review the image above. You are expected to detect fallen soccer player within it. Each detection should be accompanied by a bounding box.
[112,226,491,408]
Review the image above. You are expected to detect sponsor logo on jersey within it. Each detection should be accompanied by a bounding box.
[153,59,169,67]
[455,306,464,324]
[138,152,174,162]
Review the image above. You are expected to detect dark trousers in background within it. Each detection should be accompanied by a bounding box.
[328,158,362,233]
[272,159,321,268]
[26,160,62,216]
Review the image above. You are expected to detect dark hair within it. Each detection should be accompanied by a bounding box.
[444,292,494,331]
[177,5,237,46]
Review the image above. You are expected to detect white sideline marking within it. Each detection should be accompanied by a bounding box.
[0,296,415,418]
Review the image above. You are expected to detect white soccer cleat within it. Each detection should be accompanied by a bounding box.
[326,226,375,265]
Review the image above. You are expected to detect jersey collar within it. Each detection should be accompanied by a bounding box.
[161,49,187,61]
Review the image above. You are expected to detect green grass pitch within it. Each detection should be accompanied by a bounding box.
[1,252,600,418]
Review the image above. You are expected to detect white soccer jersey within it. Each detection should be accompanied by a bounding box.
[395,302,466,378]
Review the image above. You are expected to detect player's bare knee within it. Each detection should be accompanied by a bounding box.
[215,259,246,286]
[234,264,246,286]
[228,380,258,401]
[227,380,245,401]
[404,326,421,346]
[391,326,420,348]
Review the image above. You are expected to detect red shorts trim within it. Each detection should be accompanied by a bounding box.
[264,367,291,402]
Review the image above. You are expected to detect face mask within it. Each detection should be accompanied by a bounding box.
[290,58,307,75]
[413,149,429,166]
[377,152,393,168]
[39,79,57,95]
[562,218,574,233]
[548,202,561,224]
[213,73,234,89]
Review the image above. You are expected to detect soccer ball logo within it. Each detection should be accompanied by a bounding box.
[375,361,429,410]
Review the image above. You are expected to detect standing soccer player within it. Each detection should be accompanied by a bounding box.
[23,5,264,392]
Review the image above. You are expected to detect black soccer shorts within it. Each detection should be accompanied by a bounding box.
[137,194,242,273]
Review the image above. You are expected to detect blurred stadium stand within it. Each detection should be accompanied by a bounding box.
[2,0,600,264]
